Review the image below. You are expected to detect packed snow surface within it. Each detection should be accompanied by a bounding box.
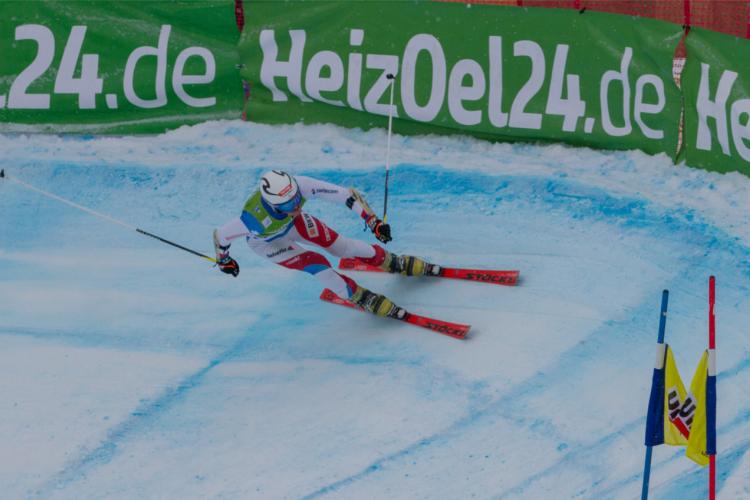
[1,121,749,499]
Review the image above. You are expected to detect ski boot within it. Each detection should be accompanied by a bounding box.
[350,286,407,320]
[381,251,442,277]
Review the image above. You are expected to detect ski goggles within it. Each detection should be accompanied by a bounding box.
[273,191,302,213]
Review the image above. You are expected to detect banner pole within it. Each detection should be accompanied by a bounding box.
[642,289,670,500]
[708,276,717,500]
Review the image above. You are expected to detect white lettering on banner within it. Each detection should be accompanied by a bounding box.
[124,25,170,108]
[448,59,485,126]
[509,40,544,129]
[259,29,311,102]
[123,25,218,109]
[634,74,665,140]
[173,47,216,108]
[401,34,446,122]
[696,63,736,155]
[255,29,673,142]
[730,99,750,161]
[306,51,345,106]
[487,36,508,128]
[696,64,750,162]
[8,24,55,109]
[364,54,399,116]
[54,26,102,109]
[546,44,585,132]
[346,29,364,110]
[600,47,633,137]
[3,23,219,111]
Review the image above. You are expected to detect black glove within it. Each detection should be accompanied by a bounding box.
[367,216,392,244]
[217,256,240,277]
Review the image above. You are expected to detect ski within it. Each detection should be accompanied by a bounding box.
[319,289,470,339]
[338,258,519,286]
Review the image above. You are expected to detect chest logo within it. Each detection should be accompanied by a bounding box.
[302,213,319,238]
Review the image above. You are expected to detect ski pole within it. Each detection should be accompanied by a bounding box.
[0,169,217,263]
[383,72,396,224]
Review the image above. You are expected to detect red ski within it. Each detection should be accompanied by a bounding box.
[338,258,520,286]
[319,289,470,339]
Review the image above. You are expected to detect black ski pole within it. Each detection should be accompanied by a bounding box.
[383,73,396,223]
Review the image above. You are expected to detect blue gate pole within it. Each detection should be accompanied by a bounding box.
[642,290,669,500]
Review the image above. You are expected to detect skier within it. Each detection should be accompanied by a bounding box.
[212,170,440,319]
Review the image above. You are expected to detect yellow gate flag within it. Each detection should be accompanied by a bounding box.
[663,347,710,466]
[663,346,689,446]
[686,350,710,467]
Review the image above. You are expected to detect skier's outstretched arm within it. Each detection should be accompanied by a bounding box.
[296,176,392,243]
[212,217,250,277]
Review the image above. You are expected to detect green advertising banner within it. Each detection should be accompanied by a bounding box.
[683,28,750,175]
[0,0,242,134]
[239,0,684,158]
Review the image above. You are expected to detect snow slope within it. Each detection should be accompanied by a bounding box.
[1,122,749,499]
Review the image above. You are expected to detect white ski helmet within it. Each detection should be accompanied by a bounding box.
[260,170,301,212]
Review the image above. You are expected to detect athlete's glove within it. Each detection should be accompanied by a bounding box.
[366,216,392,244]
[213,228,239,276]
[217,256,240,277]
